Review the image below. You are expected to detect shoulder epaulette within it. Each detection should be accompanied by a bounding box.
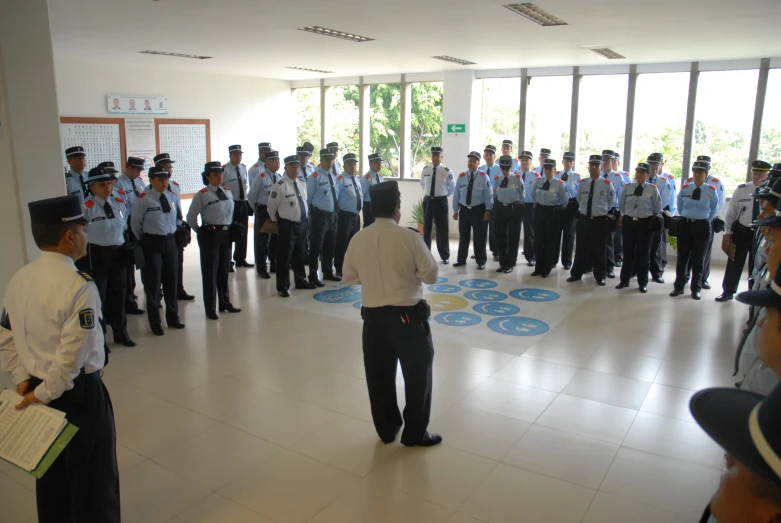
[138,192,146,198]
[222,164,227,168]
[117,189,126,195]
[277,180,284,185]
[535,173,541,178]
[114,197,124,203]
[709,184,716,190]
[712,177,720,183]
[604,179,611,184]
[687,177,693,182]
[407,227,419,233]
[260,173,266,178]
[85,199,95,208]
[224,186,231,190]
[172,180,179,186]
[494,176,499,181]
[77,271,94,282]
[254,163,259,167]
[515,174,521,179]
[682,183,689,188]
[738,183,746,188]
[365,174,371,179]
[479,171,486,176]
[200,188,208,193]
[313,172,319,178]
[337,175,343,180]
[459,172,465,178]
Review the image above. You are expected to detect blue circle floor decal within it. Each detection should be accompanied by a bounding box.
[313,287,362,304]
[464,290,508,302]
[353,301,362,309]
[427,284,462,294]
[487,317,550,336]
[436,276,448,284]
[509,288,560,302]
[459,279,498,289]
[434,312,482,327]
[473,302,521,316]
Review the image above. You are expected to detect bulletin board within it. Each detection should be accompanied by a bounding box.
[156,119,211,195]
[60,117,127,172]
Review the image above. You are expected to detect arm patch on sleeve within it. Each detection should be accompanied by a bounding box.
[79,309,96,329]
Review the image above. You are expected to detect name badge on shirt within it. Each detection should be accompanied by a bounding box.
[206,200,220,206]
[148,206,161,211]
[91,217,106,222]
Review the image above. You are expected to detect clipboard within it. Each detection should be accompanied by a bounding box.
[259,219,278,234]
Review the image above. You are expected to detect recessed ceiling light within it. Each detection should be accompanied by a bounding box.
[503,4,567,26]
[298,26,374,43]
[286,66,335,74]
[589,48,625,60]
[432,55,476,66]
[140,50,212,60]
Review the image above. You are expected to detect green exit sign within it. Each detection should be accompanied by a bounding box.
[447,124,466,133]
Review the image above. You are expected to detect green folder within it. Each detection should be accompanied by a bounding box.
[27,423,79,479]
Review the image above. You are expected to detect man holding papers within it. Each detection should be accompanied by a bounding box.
[0,195,120,522]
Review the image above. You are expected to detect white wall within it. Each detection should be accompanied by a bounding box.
[54,58,296,171]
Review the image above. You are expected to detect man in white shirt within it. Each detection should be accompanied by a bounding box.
[419,146,456,263]
[343,181,442,448]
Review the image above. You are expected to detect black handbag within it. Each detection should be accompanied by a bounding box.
[230,222,247,242]
[712,217,726,233]
[668,216,684,237]
[175,223,192,249]
[606,215,618,232]
[648,214,664,232]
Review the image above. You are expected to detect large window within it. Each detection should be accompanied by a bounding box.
[293,87,321,165]
[409,81,443,178]
[328,85,360,158]
[481,78,520,149]
[694,69,759,191]
[577,75,628,173]
[631,72,690,179]
[759,68,781,162]
[525,76,572,163]
[369,84,401,177]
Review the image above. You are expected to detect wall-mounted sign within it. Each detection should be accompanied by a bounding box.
[447,123,466,133]
[107,95,168,114]
[124,118,157,172]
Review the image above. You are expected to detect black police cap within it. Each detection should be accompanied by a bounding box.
[498,155,513,169]
[285,155,301,166]
[635,163,650,174]
[29,195,87,225]
[228,145,243,154]
[127,156,145,169]
[87,167,115,182]
[343,153,357,163]
[65,146,85,158]
[148,166,171,179]
[296,146,312,156]
[752,160,772,171]
[369,180,400,214]
[154,153,175,165]
[265,150,280,160]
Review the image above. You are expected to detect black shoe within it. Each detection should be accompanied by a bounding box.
[566,276,581,282]
[493,255,500,262]
[496,266,506,273]
[616,282,629,289]
[335,271,343,278]
[295,282,317,290]
[206,312,219,320]
[380,426,402,444]
[639,286,648,293]
[177,291,195,301]
[470,255,476,259]
[563,265,571,270]
[114,336,136,347]
[453,261,466,267]
[279,290,290,298]
[152,327,165,336]
[323,274,342,282]
[531,270,542,276]
[597,279,606,286]
[670,289,684,297]
[401,432,443,448]
[236,261,255,268]
[219,305,242,313]
[229,266,235,273]
[692,291,702,300]
[652,275,665,284]
[615,261,623,267]
[168,320,185,329]
[716,293,734,302]
[477,264,485,270]
[527,260,536,266]
[269,265,277,273]
[503,267,514,274]
[310,279,325,288]
[702,281,711,290]
[257,269,271,279]
[126,307,145,315]
[442,259,449,265]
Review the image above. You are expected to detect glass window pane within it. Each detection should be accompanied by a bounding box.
[525,76,572,163]
[694,69,758,191]
[370,83,401,177]
[481,78,520,149]
[577,75,628,173]
[759,68,781,163]
[294,87,321,165]
[328,85,360,161]
[631,72,690,179]
[410,81,443,178]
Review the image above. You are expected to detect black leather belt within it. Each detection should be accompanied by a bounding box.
[204,225,231,231]
[685,218,707,223]
[630,217,652,221]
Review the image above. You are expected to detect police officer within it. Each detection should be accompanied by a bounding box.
[687,155,726,289]
[361,152,384,227]
[612,152,631,183]
[342,181,442,448]
[83,167,135,346]
[131,166,185,334]
[420,146,455,263]
[555,152,581,270]
[268,156,316,297]
[568,155,616,286]
[671,161,720,300]
[115,157,146,316]
[453,151,493,269]
[601,149,626,277]
[0,195,120,523]
[333,153,364,276]
[296,145,315,182]
[64,146,89,203]
[327,142,343,176]
[647,153,676,283]
[500,139,521,173]
[248,141,271,187]
[187,163,241,320]
[302,141,318,173]
[307,148,341,284]
[716,160,772,301]
[533,147,552,175]
[223,144,254,269]
[249,150,281,279]
[617,163,662,293]
[493,155,525,273]
[481,145,500,261]
[531,159,567,277]
[518,150,540,266]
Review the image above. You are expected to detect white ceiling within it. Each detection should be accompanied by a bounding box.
[49,0,781,80]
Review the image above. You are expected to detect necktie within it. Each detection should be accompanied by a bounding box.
[752,187,760,221]
[634,184,644,196]
[351,176,362,212]
[236,165,245,200]
[131,179,139,196]
[500,176,509,189]
[586,180,595,218]
[649,177,656,186]
[466,172,475,205]
[486,166,491,179]
[293,180,306,222]
[542,179,550,191]
[603,172,608,179]
[561,172,569,182]
[328,172,340,212]
[159,193,171,213]
[216,188,228,201]
[103,201,115,219]
[691,187,701,201]
[429,166,437,197]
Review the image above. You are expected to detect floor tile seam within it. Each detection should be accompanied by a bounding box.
[496,456,605,493]
[483,373,577,394]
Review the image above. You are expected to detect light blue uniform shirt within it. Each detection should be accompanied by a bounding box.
[704,174,726,212]
[520,170,541,203]
[336,172,364,213]
[479,163,500,182]
[247,159,266,188]
[555,170,581,199]
[619,182,662,218]
[144,181,183,225]
[647,174,676,213]
[493,171,525,204]
[664,173,678,213]
[532,176,567,208]
[577,177,616,217]
[130,187,179,238]
[84,194,126,246]
[509,158,521,173]
[307,167,340,212]
[602,169,625,208]
[223,162,248,201]
[186,184,235,229]
[115,173,145,214]
[453,170,494,212]
[360,170,383,202]
[248,168,281,207]
[297,160,316,184]
[677,181,720,221]
[66,170,87,204]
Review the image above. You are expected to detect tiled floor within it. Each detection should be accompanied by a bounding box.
[0,239,745,523]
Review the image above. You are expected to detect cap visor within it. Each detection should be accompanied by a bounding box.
[753,215,781,226]
[736,287,781,308]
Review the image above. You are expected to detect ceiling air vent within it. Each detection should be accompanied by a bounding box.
[286,67,335,74]
[140,50,212,60]
[589,48,626,60]
[298,26,374,43]
[432,55,476,66]
[503,4,568,26]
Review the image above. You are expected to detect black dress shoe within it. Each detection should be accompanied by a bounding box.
[126,307,145,315]
[652,276,665,284]
[323,274,342,282]
[606,272,615,279]
[380,426,402,444]
[541,272,550,278]
[530,270,542,276]
[639,286,648,293]
[152,327,165,336]
[503,267,514,274]
[566,276,581,282]
[470,255,476,259]
[278,290,290,298]
[616,282,628,289]
[670,289,684,297]
[269,265,277,273]
[493,255,500,262]
[309,279,325,288]
[477,264,485,270]
[206,312,219,320]
[168,320,185,329]
[527,260,536,266]
[496,266,506,273]
[335,271,343,277]
[692,291,702,300]
[442,259,449,265]
[236,261,255,268]
[715,293,734,302]
[296,282,316,290]
[453,261,466,267]
[177,291,195,301]
[597,279,606,286]
[219,305,242,313]
[114,337,137,347]
[615,261,623,267]
[401,432,443,448]
[257,269,271,279]
[563,265,571,270]
[702,281,711,290]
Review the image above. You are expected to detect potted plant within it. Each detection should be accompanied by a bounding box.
[409,199,434,237]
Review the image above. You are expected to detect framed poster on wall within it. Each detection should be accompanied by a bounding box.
[155,119,211,195]
[59,117,127,173]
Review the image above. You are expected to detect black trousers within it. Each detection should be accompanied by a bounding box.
[487,209,497,256]
[560,209,577,268]
[675,219,711,292]
[606,208,619,269]
[198,227,232,314]
[34,373,120,523]
[423,195,450,261]
[231,200,250,264]
[650,228,667,278]
[620,218,654,287]
[277,218,309,292]
[335,210,361,273]
[571,216,609,280]
[495,201,523,268]
[177,246,186,294]
[721,224,754,294]
[533,206,563,275]
[125,226,141,312]
[685,223,716,283]
[457,204,487,264]
[309,208,338,279]
[140,234,179,329]
[521,203,535,262]
[614,223,624,263]
[254,204,278,270]
[362,303,434,443]
[362,201,375,228]
[88,244,129,341]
